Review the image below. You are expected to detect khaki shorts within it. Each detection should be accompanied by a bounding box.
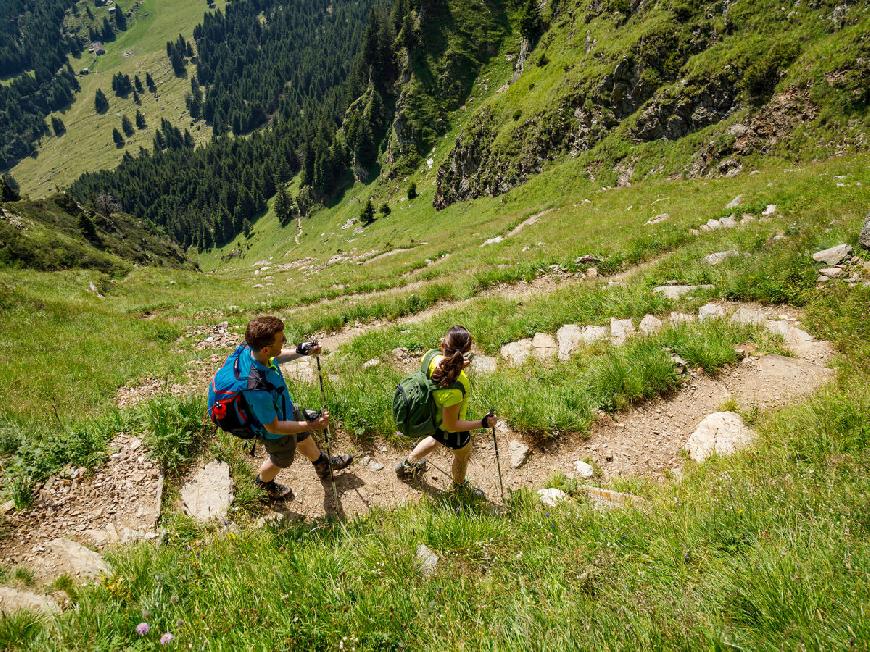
[261,431,310,468]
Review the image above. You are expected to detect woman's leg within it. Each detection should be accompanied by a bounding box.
[407,436,440,463]
[452,441,473,484]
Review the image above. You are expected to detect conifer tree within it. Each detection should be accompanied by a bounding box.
[94,88,109,113]
[274,185,292,226]
[112,127,125,148]
[360,198,375,225]
[51,116,66,136]
[121,115,134,137]
[135,110,147,129]
[0,174,21,202]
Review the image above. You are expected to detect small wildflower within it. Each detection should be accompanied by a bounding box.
[136,623,150,636]
[160,632,174,645]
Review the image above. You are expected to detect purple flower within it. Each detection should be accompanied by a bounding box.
[160,633,174,645]
[136,623,150,636]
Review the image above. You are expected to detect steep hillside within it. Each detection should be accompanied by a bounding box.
[0,195,192,273]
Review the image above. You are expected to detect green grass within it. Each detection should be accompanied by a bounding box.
[11,0,226,197]
[2,367,867,649]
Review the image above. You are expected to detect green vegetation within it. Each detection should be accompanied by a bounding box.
[11,0,227,197]
[0,0,868,647]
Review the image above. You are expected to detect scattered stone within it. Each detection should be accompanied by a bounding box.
[704,250,738,266]
[33,538,110,582]
[638,314,663,335]
[181,461,233,522]
[668,312,696,324]
[685,412,756,462]
[500,339,533,366]
[734,343,758,358]
[481,235,503,247]
[762,204,777,216]
[531,333,557,361]
[573,460,595,479]
[670,353,689,374]
[610,318,634,345]
[1,500,13,515]
[509,441,530,469]
[860,214,870,249]
[819,267,843,278]
[579,325,609,345]
[698,303,726,321]
[0,587,60,615]
[578,486,646,510]
[575,254,602,264]
[740,213,756,224]
[585,267,599,279]
[653,285,713,300]
[646,213,669,225]
[470,355,498,374]
[361,456,384,472]
[812,244,852,266]
[725,195,743,209]
[537,488,568,507]
[556,325,583,360]
[416,544,439,577]
[719,215,737,229]
[730,306,765,326]
[362,358,380,370]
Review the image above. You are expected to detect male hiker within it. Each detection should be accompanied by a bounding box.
[208,315,353,499]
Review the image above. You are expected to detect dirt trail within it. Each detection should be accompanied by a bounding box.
[3,301,834,571]
[314,254,666,352]
[246,303,833,521]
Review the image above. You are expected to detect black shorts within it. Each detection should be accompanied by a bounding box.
[261,431,310,468]
[432,429,471,450]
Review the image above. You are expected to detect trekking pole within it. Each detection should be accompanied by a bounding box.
[314,354,340,505]
[489,408,505,503]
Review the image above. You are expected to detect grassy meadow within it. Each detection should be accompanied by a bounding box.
[1,0,869,645]
[11,0,225,197]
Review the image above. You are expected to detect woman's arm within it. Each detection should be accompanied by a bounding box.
[440,403,495,433]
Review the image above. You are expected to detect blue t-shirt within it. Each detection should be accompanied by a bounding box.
[238,349,294,441]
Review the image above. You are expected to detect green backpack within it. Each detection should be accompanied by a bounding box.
[393,349,466,437]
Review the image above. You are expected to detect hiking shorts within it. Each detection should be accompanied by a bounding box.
[261,431,310,468]
[432,429,471,451]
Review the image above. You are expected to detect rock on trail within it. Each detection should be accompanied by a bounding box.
[685,412,756,462]
[181,461,233,522]
[0,587,60,615]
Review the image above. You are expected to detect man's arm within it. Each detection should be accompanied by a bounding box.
[262,411,329,436]
[274,341,322,364]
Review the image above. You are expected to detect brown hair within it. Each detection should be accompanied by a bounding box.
[245,315,284,351]
[431,325,472,388]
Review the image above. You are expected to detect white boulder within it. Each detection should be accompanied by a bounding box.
[685,412,756,462]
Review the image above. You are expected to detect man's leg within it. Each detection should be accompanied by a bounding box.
[296,435,322,462]
[258,458,282,482]
[452,441,472,484]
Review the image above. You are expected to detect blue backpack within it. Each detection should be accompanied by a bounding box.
[207,344,289,439]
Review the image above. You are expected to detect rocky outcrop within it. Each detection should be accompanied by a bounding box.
[434,21,707,209]
[630,72,740,142]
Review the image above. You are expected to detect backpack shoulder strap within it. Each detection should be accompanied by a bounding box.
[420,349,440,376]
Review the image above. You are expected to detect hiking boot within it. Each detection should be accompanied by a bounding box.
[394,458,427,479]
[255,476,293,501]
[313,453,353,480]
[453,481,485,499]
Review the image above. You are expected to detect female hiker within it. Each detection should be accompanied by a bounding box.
[394,325,497,491]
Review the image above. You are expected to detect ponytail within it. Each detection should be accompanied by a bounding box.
[431,325,472,388]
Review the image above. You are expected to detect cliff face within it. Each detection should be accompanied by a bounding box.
[430,0,868,209]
